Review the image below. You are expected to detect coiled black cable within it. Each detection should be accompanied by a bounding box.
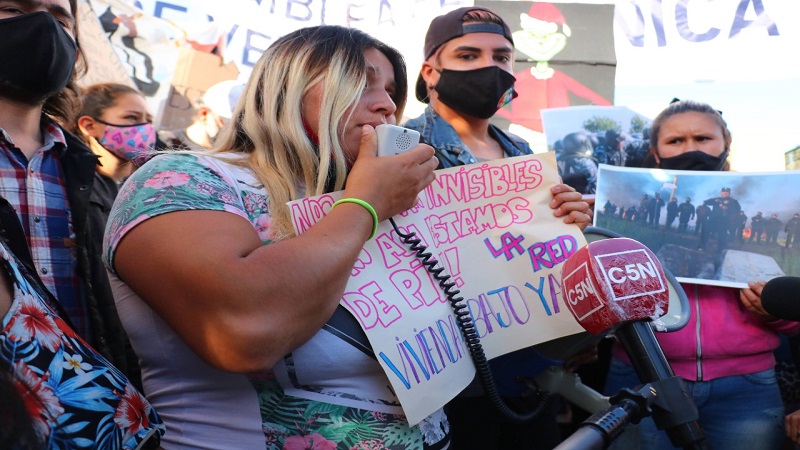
[389,218,549,423]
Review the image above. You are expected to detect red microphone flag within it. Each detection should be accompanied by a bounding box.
[561,237,669,335]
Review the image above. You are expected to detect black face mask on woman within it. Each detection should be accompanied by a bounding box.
[434,66,517,119]
[0,12,77,104]
[658,150,728,172]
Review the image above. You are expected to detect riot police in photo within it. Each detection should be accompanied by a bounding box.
[765,213,782,245]
[734,210,747,243]
[648,192,665,228]
[623,127,650,168]
[677,197,695,233]
[749,211,765,244]
[701,187,741,250]
[786,213,800,249]
[665,197,679,230]
[556,131,599,195]
[602,199,617,218]
[593,129,626,166]
[638,193,650,224]
[694,202,711,237]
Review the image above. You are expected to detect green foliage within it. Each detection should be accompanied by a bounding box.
[382,419,423,448]
[304,402,348,420]
[583,116,621,133]
[630,115,649,134]
[316,421,374,445]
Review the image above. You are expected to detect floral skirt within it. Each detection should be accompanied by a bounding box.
[252,380,450,450]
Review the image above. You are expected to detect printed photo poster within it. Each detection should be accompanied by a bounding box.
[476,1,616,152]
[289,153,587,424]
[541,105,652,195]
[594,165,800,288]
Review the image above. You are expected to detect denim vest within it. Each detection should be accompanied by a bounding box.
[403,105,532,169]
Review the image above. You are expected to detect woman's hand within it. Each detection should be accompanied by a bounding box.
[739,281,777,321]
[787,410,800,444]
[550,184,592,230]
[344,125,438,221]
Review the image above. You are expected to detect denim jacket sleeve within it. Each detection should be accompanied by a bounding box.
[403,106,532,169]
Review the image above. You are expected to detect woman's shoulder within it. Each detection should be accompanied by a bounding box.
[118,152,260,202]
[104,152,259,263]
[136,151,249,178]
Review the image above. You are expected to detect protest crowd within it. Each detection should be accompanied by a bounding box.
[2,1,800,450]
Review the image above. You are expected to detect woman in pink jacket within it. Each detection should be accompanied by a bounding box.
[603,99,800,450]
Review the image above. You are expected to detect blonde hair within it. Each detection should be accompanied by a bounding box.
[208,26,407,241]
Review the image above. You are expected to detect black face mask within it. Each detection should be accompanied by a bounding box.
[434,66,517,119]
[658,150,728,171]
[0,12,77,104]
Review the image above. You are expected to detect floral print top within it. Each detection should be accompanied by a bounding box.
[103,153,450,449]
[0,239,164,449]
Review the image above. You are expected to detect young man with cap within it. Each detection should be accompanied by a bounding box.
[404,6,592,449]
[404,6,526,166]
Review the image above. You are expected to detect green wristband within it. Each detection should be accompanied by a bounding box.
[333,198,379,240]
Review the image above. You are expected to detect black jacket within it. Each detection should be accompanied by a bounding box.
[0,128,141,388]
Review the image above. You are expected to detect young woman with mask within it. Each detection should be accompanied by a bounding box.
[103,26,446,449]
[75,83,155,179]
[404,7,593,450]
[70,83,155,389]
[603,99,800,450]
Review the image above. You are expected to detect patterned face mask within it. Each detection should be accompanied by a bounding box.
[96,120,156,167]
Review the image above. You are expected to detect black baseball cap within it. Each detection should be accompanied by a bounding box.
[415,7,514,103]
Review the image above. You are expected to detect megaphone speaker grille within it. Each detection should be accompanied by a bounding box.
[396,133,412,150]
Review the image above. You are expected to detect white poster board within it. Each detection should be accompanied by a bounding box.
[289,152,586,424]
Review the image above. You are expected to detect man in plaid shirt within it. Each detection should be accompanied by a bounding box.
[0,0,139,386]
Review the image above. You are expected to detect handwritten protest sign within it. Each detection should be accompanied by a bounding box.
[288,152,586,424]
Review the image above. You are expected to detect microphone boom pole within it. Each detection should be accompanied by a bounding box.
[560,237,709,449]
[616,321,707,449]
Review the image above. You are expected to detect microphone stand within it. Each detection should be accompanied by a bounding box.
[555,384,656,450]
[615,321,709,450]
[556,321,710,450]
